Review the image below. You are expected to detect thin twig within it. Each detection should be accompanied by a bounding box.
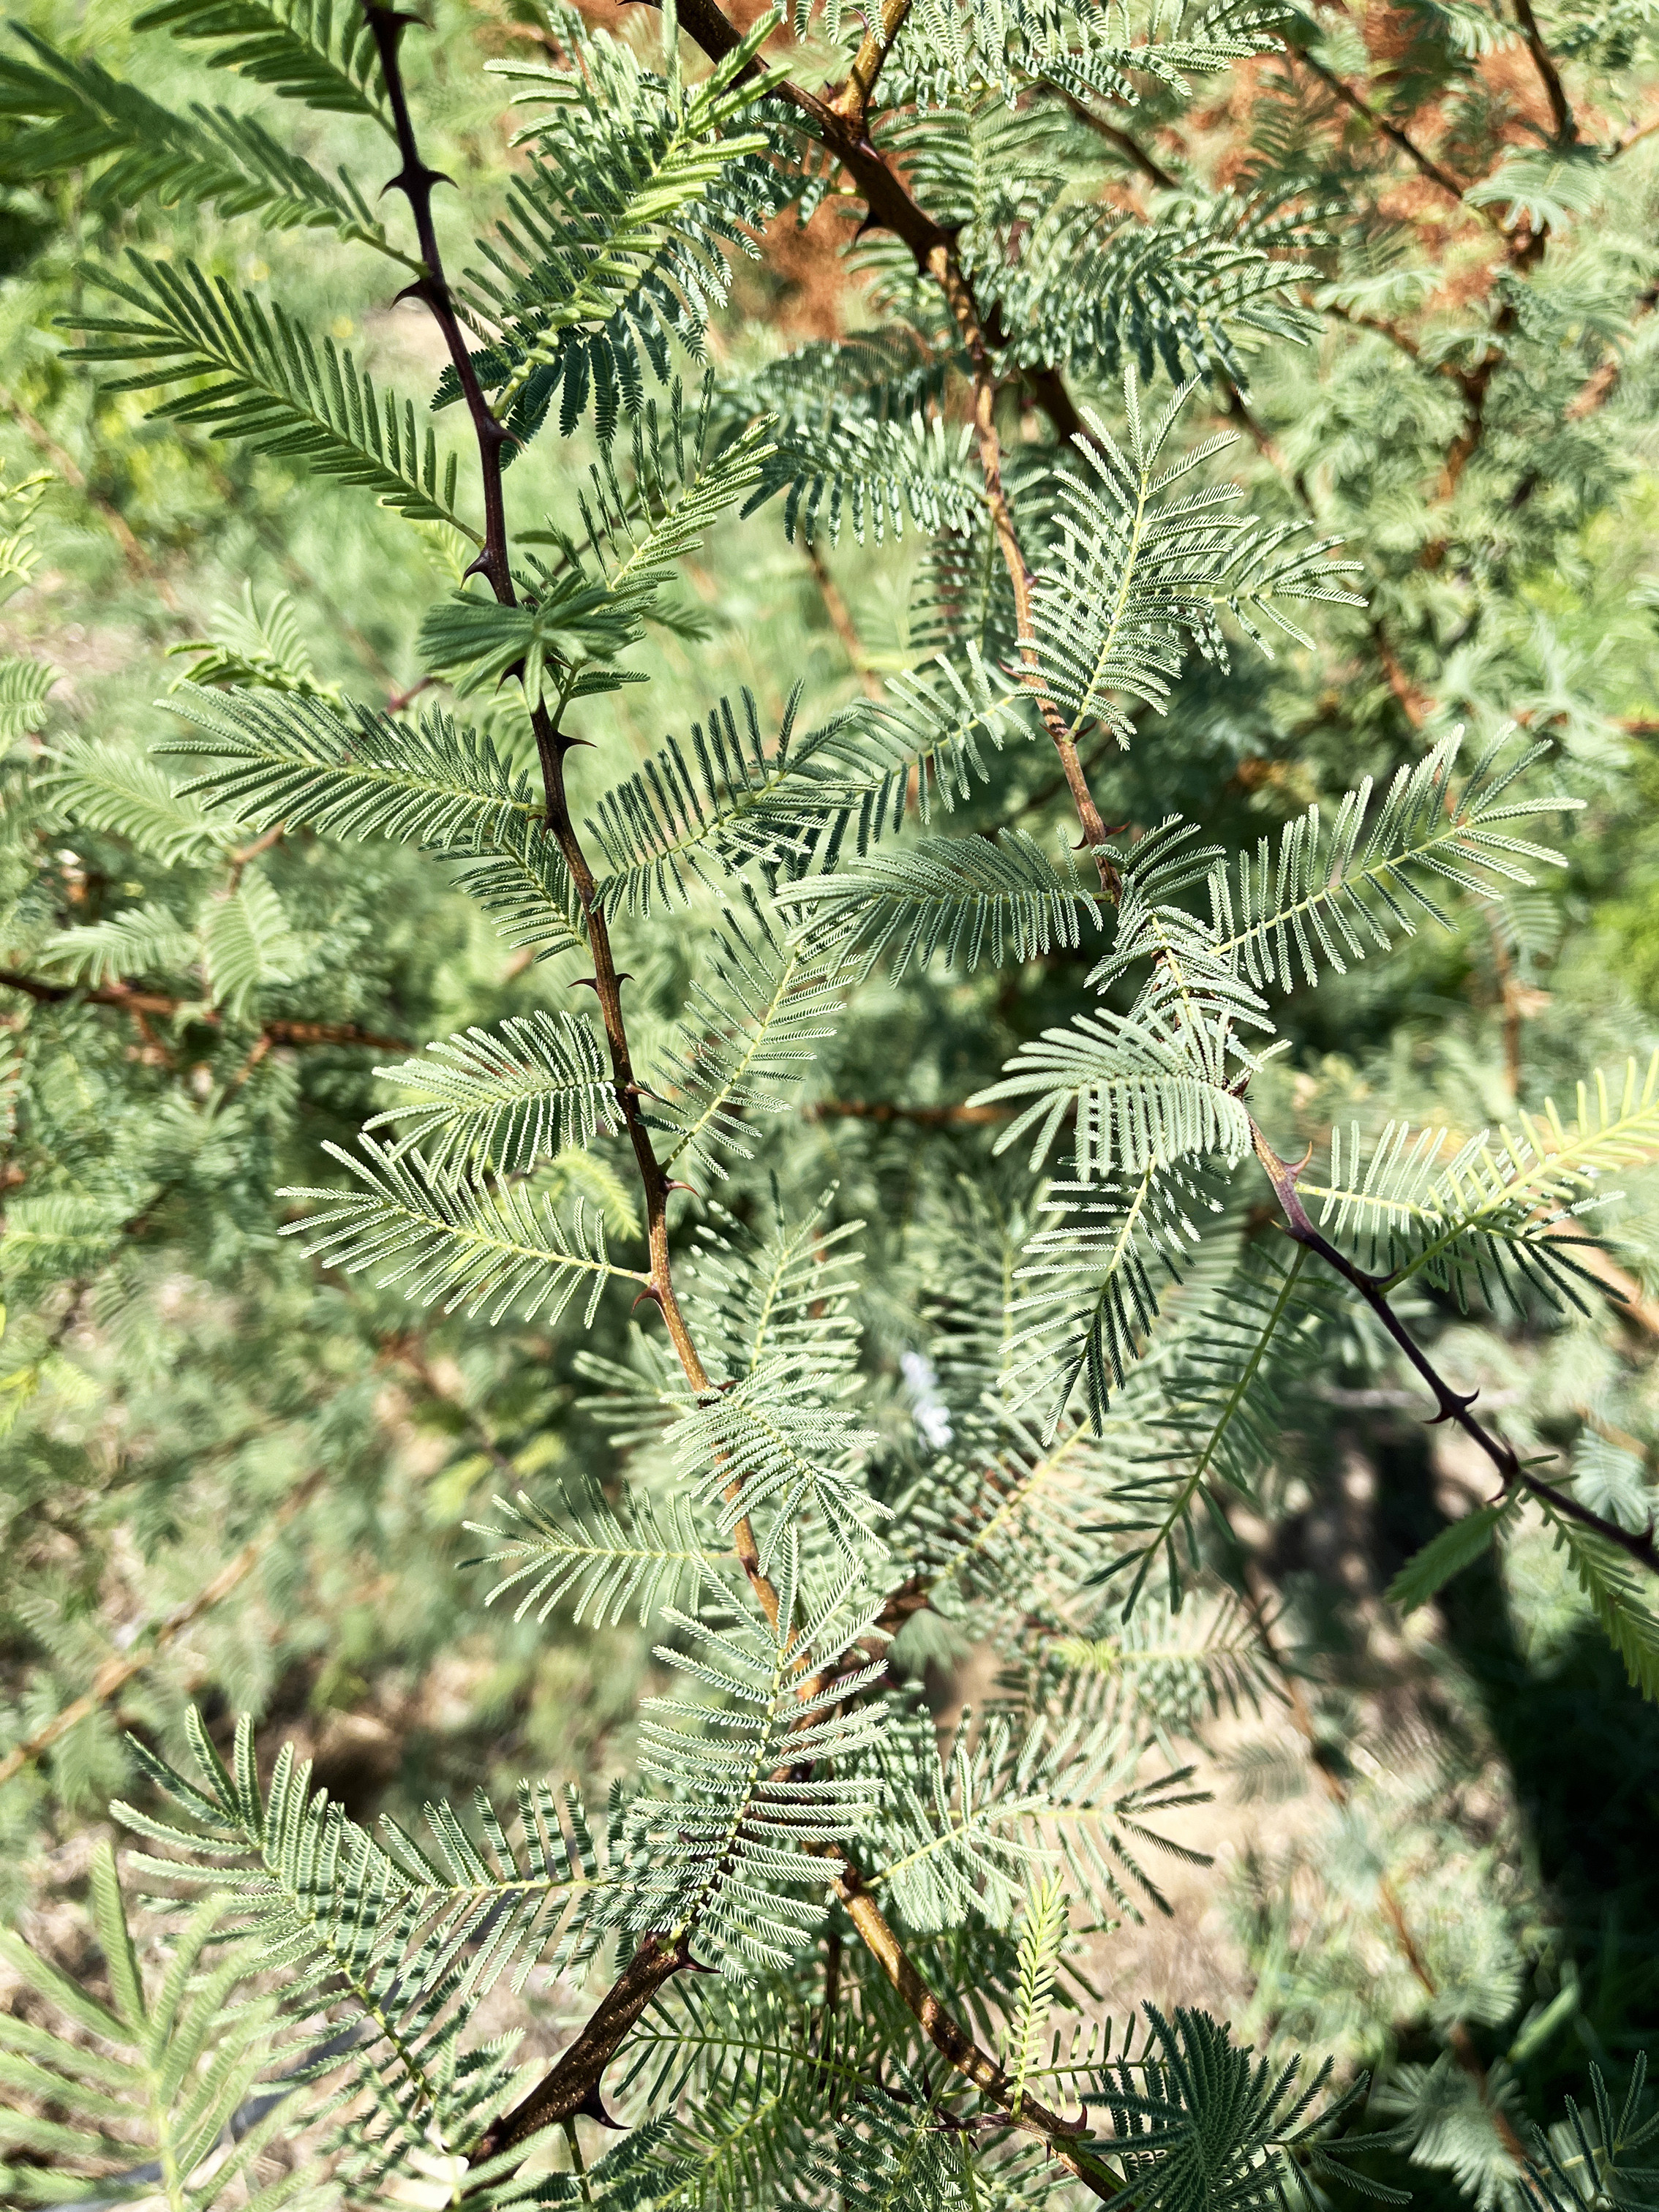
[0,1468,327,1791]
[226,821,285,889]
[1296,48,1483,214]
[0,968,409,1051]
[0,391,180,608]
[828,0,916,128]
[1510,0,1575,143]
[1059,94,1181,188]
[805,542,884,701]
[1251,1122,1659,1575]
[805,1098,1009,1126]
[361,19,859,2166]
[925,247,1118,892]
[832,1852,1117,2199]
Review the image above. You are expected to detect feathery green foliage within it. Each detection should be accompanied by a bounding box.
[0,1843,314,2208]
[4,0,1659,2196]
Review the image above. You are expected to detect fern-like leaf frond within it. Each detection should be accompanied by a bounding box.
[625,1560,887,1972]
[1028,374,1361,747]
[1523,2056,1659,2212]
[132,0,391,128]
[1005,1168,1220,1429]
[1093,1244,1326,1610]
[455,17,781,424]
[279,1137,644,1325]
[1535,1510,1659,1703]
[756,410,984,547]
[113,1715,617,2183]
[42,902,198,988]
[0,654,53,743]
[647,898,845,1178]
[0,28,405,252]
[42,738,237,865]
[73,259,475,535]
[367,1011,615,1173]
[971,1005,1253,1179]
[666,1353,888,1567]
[166,584,345,702]
[588,688,847,914]
[780,830,1102,979]
[1297,1053,1659,1312]
[1209,731,1573,991]
[557,385,775,602]
[868,1704,1205,1928]
[164,686,538,849]
[1005,1868,1069,2118]
[445,815,590,964]
[467,1478,723,1627]
[0,1842,312,2210]
[1086,2006,1378,2212]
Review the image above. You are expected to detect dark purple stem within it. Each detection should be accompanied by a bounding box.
[361,6,514,601]
[1251,1124,1659,1576]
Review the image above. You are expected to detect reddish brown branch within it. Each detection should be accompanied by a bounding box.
[1059,94,1181,189]
[805,1099,1010,1126]
[471,1934,696,2156]
[0,969,408,1051]
[832,1853,1116,2197]
[827,0,916,129]
[805,543,884,701]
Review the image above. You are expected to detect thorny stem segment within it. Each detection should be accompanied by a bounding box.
[362,1,780,1634]
[0,1468,328,1789]
[1249,1124,1659,1576]
[363,7,1096,2181]
[472,1933,695,2158]
[833,1855,1119,2199]
[362,7,511,598]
